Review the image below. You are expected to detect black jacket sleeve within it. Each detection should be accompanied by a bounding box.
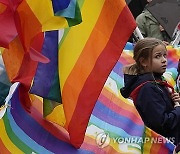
[136,83,180,134]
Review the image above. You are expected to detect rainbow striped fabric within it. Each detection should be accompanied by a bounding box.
[29,0,136,148]
[1,0,178,153]
[1,0,82,81]
[0,0,81,49]
[1,0,82,112]
[0,44,179,153]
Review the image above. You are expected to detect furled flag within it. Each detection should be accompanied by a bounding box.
[30,0,136,148]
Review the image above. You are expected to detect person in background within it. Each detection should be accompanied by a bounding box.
[120,38,180,152]
[136,0,171,45]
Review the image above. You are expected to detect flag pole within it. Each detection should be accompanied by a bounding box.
[0,82,19,119]
[171,22,180,46]
[134,27,144,40]
[171,31,180,46]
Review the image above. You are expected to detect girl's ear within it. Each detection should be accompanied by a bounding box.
[139,57,148,67]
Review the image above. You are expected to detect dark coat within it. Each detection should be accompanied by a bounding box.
[120,73,180,145]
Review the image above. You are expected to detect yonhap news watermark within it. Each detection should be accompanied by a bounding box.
[96,132,175,148]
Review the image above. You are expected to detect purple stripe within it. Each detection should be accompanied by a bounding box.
[167,59,178,69]
[10,88,91,153]
[112,61,124,77]
[30,31,58,98]
[92,101,144,136]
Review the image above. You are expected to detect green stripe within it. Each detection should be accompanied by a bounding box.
[3,113,34,153]
[141,127,147,153]
[58,0,85,47]
[48,70,61,102]
[66,1,82,27]
[78,0,86,8]
[43,99,59,117]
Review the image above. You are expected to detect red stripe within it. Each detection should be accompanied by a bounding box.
[68,6,136,148]
[13,33,44,111]
[157,144,169,154]
[99,91,143,125]
[0,138,11,154]
[29,99,70,143]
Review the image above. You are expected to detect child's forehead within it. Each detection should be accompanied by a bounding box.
[152,44,167,53]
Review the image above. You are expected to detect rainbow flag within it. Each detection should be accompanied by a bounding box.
[1,0,82,79]
[0,0,81,49]
[30,0,136,148]
[1,0,82,110]
[58,0,136,148]
[0,44,178,153]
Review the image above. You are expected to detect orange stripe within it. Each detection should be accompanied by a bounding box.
[17,0,41,51]
[62,0,125,128]
[119,52,135,64]
[0,3,6,14]
[2,37,24,81]
[150,132,162,153]
[0,138,11,154]
[68,6,136,147]
[83,135,119,153]
[82,136,106,153]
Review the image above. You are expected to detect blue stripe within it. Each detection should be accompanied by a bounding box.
[92,101,144,136]
[111,61,123,76]
[90,115,133,138]
[7,104,52,154]
[55,0,76,18]
[52,0,70,12]
[10,87,92,153]
[109,71,124,88]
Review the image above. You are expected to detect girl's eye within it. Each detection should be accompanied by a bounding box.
[164,54,167,58]
[155,55,160,58]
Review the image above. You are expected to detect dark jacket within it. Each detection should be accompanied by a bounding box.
[120,73,180,145]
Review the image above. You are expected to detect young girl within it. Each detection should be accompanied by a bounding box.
[120,38,180,148]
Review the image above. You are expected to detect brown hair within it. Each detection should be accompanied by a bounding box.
[123,38,165,75]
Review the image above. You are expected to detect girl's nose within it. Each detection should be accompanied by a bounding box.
[162,56,167,63]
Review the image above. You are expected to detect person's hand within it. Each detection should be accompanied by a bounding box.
[171,92,180,102]
[171,92,180,107]
[159,25,165,32]
[162,41,169,46]
[159,25,170,45]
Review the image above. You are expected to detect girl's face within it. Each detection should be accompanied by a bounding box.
[148,44,167,74]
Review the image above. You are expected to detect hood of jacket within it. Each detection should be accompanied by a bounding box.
[120,73,162,98]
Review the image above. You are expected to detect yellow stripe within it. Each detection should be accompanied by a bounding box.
[0,119,23,154]
[143,127,152,153]
[45,104,66,126]
[26,0,68,31]
[59,0,105,90]
[0,47,3,54]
